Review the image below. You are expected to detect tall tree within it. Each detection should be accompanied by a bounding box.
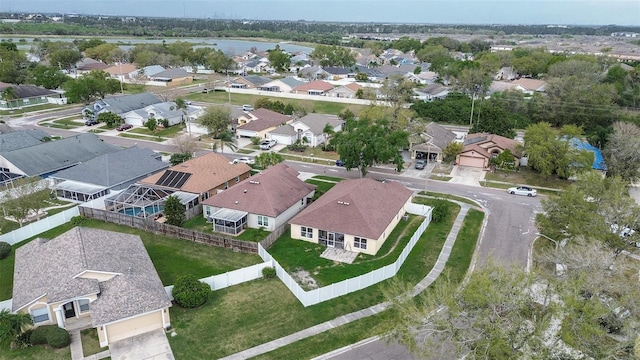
[0,309,33,349]
[255,152,284,169]
[267,45,291,73]
[211,131,238,154]
[27,65,68,89]
[603,121,640,183]
[163,195,185,226]
[198,106,232,138]
[48,48,82,71]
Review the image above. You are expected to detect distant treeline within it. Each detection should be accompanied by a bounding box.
[1,14,639,47]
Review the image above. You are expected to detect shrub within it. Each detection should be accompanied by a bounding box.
[16,328,33,348]
[46,326,70,348]
[250,136,261,145]
[0,242,11,259]
[70,215,86,227]
[172,275,211,308]
[431,199,452,223]
[30,325,52,345]
[262,267,276,279]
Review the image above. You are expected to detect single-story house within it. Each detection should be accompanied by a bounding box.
[140,152,251,203]
[50,146,169,203]
[202,163,316,234]
[12,227,171,347]
[0,83,67,109]
[229,75,272,89]
[268,113,344,147]
[322,67,354,80]
[0,133,120,178]
[257,77,305,93]
[82,92,162,121]
[456,133,520,168]
[511,78,546,95]
[122,101,187,127]
[410,122,456,161]
[327,83,362,98]
[236,108,292,139]
[405,71,438,85]
[0,129,51,185]
[148,68,193,87]
[413,84,449,102]
[104,63,138,81]
[289,178,414,256]
[75,58,109,75]
[291,80,334,96]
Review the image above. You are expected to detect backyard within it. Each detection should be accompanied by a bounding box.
[167,199,468,359]
[182,216,270,242]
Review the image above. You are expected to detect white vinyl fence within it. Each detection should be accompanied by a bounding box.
[0,207,80,245]
[0,299,12,311]
[259,206,432,307]
[164,261,272,300]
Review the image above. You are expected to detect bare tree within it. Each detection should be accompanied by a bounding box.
[603,121,640,183]
[171,134,200,155]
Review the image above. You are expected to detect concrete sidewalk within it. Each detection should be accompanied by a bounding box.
[220,202,472,360]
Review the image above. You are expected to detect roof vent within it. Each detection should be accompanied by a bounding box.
[337,201,350,206]
[235,200,239,204]
[244,189,247,193]
[249,180,260,185]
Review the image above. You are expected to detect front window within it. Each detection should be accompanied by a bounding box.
[258,215,269,227]
[31,307,49,323]
[79,299,90,312]
[301,226,313,238]
[354,237,368,249]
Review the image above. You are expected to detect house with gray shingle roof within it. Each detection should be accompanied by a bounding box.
[82,92,163,121]
[268,113,344,147]
[257,77,305,92]
[50,146,169,202]
[12,227,172,346]
[0,129,49,152]
[289,178,414,255]
[0,133,120,177]
[0,83,67,109]
[201,163,316,234]
[122,101,188,127]
[409,122,457,162]
[236,108,292,139]
[148,68,194,86]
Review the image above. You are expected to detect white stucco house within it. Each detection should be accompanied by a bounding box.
[268,114,344,147]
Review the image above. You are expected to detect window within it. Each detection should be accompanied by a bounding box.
[258,215,268,227]
[79,299,90,312]
[236,176,240,184]
[224,181,229,190]
[301,227,313,238]
[31,307,49,323]
[354,237,367,250]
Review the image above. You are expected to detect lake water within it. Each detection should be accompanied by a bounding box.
[3,36,314,54]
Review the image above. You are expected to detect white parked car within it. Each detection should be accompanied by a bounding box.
[260,139,277,150]
[230,157,254,165]
[507,186,537,197]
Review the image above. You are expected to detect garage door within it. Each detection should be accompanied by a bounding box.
[457,155,486,168]
[270,134,294,145]
[106,310,163,344]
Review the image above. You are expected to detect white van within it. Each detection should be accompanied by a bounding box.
[242,104,254,112]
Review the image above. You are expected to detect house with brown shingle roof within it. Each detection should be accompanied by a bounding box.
[12,227,171,347]
[291,80,334,95]
[236,108,292,139]
[289,178,414,256]
[104,63,138,80]
[456,133,520,168]
[140,152,251,202]
[327,82,362,98]
[201,163,316,234]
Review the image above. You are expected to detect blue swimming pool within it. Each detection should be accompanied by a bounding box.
[119,205,163,217]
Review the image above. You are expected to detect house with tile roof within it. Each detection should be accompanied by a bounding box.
[456,133,520,168]
[140,152,251,202]
[201,163,316,234]
[236,108,292,139]
[12,227,172,347]
[327,82,362,98]
[410,122,457,162]
[291,80,334,95]
[268,113,344,146]
[50,146,169,202]
[0,133,120,177]
[289,178,414,255]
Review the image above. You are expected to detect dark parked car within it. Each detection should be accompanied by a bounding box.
[336,160,345,167]
[116,124,133,131]
[85,120,98,126]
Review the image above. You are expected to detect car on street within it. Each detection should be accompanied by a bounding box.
[414,160,426,170]
[85,119,98,126]
[260,139,277,150]
[335,159,345,167]
[230,157,255,165]
[116,124,133,131]
[507,186,537,197]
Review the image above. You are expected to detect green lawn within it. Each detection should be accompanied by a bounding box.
[417,191,481,207]
[254,207,483,360]
[81,328,105,356]
[0,219,262,300]
[0,345,71,360]
[484,168,572,189]
[268,214,424,287]
[168,201,462,359]
[118,132,166,142]
[129,124,185,138]
[304,179,338,199]
[0,103,65,116]
[278,146,340,161]
[310,175,344,182]
[182,216,269,242]
[189,91,365,115]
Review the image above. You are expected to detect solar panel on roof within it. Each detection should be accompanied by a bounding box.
[155,170,191,189]
[464,135,488,146]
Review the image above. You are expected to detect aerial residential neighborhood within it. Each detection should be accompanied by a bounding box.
[0,7,639,360]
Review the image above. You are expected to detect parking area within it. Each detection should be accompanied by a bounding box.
[108,329,174,360]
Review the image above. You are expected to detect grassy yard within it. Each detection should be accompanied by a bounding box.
[0,103,65,116]
[168,201,463,359]
[118,132,166,142]
[254,207,483,360]
[430,175,452,181]
[182,216,270,242]
[0,345,71,360]
[81,328,106,356]
[304,179,339,199]
[311,175,344,182]
[484,168,572,189]
[481,180,562,195]
[417,191,481,207]
[268,214,424,287]
[129,124,185,138]
[278,146,341,161]
[189,91,365,115]
[0,219,262,300]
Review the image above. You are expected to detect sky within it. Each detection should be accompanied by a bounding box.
[2,0,640,27]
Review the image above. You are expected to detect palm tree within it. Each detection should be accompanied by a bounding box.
[212,131,238,154]
[1,87,18,109]
[322,123,336,150]
[0,309,33,348]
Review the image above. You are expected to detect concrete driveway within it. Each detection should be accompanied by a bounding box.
[109,329,174,360]
[448,165,485,186]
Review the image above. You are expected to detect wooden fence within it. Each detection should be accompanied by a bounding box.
[79,207,259,254]
[259,223,288,249]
